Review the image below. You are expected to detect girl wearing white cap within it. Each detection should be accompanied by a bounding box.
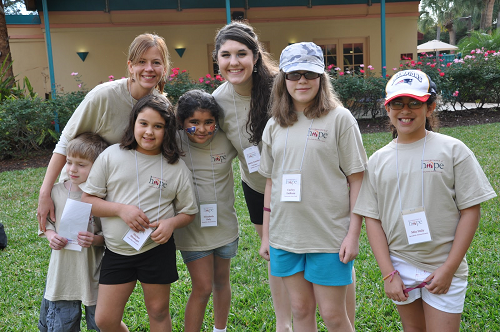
[259,42,367,331]
[354,70,496,331]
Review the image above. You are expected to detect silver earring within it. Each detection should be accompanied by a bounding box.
[253,65,257,73]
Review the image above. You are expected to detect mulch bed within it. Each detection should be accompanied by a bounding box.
[1,108,499,173]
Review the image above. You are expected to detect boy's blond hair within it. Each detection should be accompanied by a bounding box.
[66,133,109,163]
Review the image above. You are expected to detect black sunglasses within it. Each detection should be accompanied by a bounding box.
[285,72,321,81]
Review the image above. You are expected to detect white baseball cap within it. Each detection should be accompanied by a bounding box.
[385,70,436,106]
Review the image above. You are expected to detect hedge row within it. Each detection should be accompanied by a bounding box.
[1,49,498,159]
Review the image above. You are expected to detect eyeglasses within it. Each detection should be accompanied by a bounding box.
[389,100,425,110]
[285,72,321,81]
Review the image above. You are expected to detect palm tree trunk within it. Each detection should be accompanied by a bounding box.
[0,2,15,81]
[480,0,495,32]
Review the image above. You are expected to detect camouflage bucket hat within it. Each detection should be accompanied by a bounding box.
[279,42,325,74]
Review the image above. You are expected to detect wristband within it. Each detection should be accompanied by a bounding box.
[382,270,399,282]
[263,207,271,213]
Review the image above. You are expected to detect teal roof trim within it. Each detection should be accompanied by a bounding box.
[33,0,416,11]
[5,15,41,25]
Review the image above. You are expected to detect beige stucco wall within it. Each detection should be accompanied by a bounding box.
[7,2,419,97]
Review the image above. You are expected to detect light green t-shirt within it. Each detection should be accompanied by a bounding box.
[81,144,198,256]
[353,132,497,279]
[174,130,239,251]
[259,108,367,253]
[213,82,267,194]
[40,183,104,306]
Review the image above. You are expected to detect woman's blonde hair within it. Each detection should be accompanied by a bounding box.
[270,71,343,127]
[127,33,170,93]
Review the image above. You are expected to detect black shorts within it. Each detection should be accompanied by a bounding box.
[99,237,178,285]
[241,180,264,225]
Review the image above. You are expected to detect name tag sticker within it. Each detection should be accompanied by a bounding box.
[123,227,153,251]
[200,203,217,227]
[243,146,261,173]
[281,173,301,202]
[402,207,432,244]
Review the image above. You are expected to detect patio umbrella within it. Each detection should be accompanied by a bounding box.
[417,40,458,53]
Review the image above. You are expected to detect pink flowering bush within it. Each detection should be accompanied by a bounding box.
[164,68,225,104]
[443,48,500,109]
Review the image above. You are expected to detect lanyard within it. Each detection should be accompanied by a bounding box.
[396,131,427,212]
[135,150,162,223]
[281,119,314,173]
[186,136,218,203]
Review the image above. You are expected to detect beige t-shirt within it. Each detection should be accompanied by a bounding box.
[174,130,239,251]
[81,144,198,256]
[259,108,367,253]
[39,183,104,306]
[353,132,497,279]
[213,82,267,194]
[54,79,135,156]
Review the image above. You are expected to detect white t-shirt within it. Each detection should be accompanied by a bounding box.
[353,131,497,279]
[174,130,239,251]
[213,82,267,193]
[40,183,104,306]
[81,144,198,256]
[259,108,367,253]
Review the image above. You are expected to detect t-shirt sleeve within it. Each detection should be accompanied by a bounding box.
[59,88,106,153]
[80,153,108,199]
[454,147,497,210]
[353,160,380,219]
[337,115,367,177]
[173,167,199,216]
[258,121,273,179]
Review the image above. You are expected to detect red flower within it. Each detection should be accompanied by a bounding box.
[360,69,365,73]
[182,70,187,73]
[417,62,422,65]
[446,63,452,67]
[430,64,436,68]
[206,74,212,78]
[439,72,445,77]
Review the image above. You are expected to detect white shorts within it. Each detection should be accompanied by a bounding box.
[390,255,467,314]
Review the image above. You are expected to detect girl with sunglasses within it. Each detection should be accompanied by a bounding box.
[354,70,496,331]
[258,42,367,331]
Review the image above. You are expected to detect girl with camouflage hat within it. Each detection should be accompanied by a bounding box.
[258,42,367,331]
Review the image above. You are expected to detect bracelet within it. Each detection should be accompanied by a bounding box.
[382,270,399,282]
[263,207,271,212]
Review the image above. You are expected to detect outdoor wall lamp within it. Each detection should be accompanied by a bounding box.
[77,52,89,62]
[175,48,186,58]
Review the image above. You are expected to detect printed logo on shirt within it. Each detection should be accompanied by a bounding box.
[211,153,228,164]
[421,160,444,172]
[307,128,328,142]
[149,176,168,189]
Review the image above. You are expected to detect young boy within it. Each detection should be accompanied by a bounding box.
[38,132,109,332]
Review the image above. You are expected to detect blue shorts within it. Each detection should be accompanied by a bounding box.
[180,238,239,264]
[270,247,354,286]
[38,297,99,332]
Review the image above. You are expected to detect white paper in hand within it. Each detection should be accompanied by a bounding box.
[58,199,92,252]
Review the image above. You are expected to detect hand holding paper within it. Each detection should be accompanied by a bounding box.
[118,204,150,232]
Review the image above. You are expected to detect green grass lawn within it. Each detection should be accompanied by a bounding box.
[0,123,498,331]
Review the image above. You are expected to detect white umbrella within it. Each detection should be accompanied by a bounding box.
[417,40,458,53]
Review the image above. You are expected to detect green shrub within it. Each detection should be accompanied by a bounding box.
[328,65,388,118]
[0,91,85,159]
